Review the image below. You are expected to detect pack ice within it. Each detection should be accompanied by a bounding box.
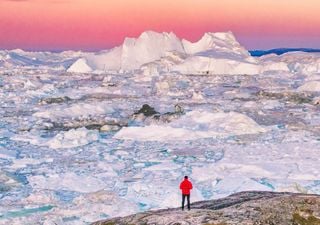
[0,31,320,225]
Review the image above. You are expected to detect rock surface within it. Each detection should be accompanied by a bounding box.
[92,191,320,225]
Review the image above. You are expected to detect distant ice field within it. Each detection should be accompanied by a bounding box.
[0,31,320,224]
[0,70,320,225]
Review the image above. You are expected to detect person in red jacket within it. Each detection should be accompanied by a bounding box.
[179,176,193,210]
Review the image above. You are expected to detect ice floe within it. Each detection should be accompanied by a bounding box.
[115,111,267,141]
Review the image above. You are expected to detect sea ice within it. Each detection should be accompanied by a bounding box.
[46,128,99,149]
[298,81,320,92]
[1,31,320,225]
[115,111,267,141]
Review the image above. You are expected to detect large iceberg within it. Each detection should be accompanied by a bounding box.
[66,31,259,74]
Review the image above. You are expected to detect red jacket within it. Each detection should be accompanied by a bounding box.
[180,179,193,195]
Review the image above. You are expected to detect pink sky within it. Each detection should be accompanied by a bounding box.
[0,0,320,50]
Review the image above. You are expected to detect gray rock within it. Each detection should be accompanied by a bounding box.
[131,104,184,124]
[135,104,159,117]
[39,96,71,105]
[92,191,320,225]
[257,91,313,104]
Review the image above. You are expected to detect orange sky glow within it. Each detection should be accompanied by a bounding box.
[0,0,319,50]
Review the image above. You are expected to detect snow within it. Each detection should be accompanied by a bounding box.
[182,32,249,56]
[12,128,99,149]
[67,58,92,73]
[260,61,290,73]
[33,102,115,119]
[1,30,320,225]
[10,158,52,169]
[29,172,106,193]
[84,47,122,71]
[260,52,320,74]
[46,128,99,149]
[172,56,260,75]
[121,31,184,70]
[115,111,267,141]
[297,81,320,92]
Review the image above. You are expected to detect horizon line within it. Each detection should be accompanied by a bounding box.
[2,47,320,54]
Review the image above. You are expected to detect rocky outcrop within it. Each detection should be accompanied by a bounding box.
[134,104,159,117]
[92,191,320,225]
[39,96,72,105]
[256,90,314,104]
[131,104,184,124]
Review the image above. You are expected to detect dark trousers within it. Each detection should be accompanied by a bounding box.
[182,194,190,210]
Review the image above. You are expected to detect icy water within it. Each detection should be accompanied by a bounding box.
[0,70,320,224]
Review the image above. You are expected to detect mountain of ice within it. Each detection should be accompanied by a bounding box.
[82,47,123,71]
[182,31,249,56]
[121,31,184,70]
[66,31,259,74]
[71,31,185,72]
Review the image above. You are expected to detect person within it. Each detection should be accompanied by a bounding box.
[179,176,193,210]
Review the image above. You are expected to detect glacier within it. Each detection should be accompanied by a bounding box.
[0,31,320,224]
